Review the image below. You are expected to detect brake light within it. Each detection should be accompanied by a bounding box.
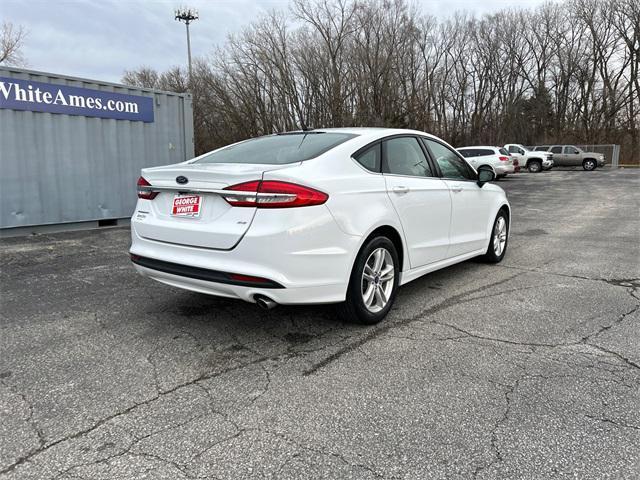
[137,177,158,200]
[223,180,328,208]
[499,156,510,162]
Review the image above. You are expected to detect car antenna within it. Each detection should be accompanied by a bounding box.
[299,118,314,132]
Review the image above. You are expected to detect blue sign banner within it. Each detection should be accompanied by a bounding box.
[0,76,154,122]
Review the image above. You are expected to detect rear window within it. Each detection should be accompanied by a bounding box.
[499,148,509,156]
[195,132,357,165]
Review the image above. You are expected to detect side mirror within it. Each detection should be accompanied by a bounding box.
[477,165,496,187]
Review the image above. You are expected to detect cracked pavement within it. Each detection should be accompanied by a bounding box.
[1,168,639,479]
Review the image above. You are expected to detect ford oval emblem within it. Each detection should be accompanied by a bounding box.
[176,176,188,185]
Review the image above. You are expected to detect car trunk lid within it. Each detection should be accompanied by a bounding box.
[134,163,290,250]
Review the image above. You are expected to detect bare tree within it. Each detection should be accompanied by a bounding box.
[121,67,160,89]
[0,22,27,66]
[124,0,639,163]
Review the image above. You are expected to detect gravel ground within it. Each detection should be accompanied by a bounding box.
[1,168,639,479]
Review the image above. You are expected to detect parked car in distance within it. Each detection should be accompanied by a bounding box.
[504,144,553,173]
[456,146,515,178]
[130,128,511,325]
[533,145,605,170]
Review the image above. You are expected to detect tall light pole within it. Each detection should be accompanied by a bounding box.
[175,6,198,86]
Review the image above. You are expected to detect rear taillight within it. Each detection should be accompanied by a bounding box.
[499,156,510,162]
[223,180,328,208]
[137,177,158,200]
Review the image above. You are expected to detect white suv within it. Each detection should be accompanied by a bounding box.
[457,146,516,178]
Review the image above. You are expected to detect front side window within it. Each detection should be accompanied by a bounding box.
[353,143,381,172]
[551,146,563,154]
[508,145,523,154]
[425,139,474,180]
[382,137,433,177]
[458,149,475,158]
[195,132,357,165]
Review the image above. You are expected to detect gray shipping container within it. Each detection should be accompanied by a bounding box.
[0,66,194,232]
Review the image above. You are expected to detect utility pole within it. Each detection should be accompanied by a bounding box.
[174,6,199,86]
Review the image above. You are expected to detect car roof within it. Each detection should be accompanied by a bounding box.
[283,127,442,140]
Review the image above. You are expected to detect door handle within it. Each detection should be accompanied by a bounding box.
[392,186,409,194]
[450,184,464,193]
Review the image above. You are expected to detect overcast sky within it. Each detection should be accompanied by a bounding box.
[2,0,548,83]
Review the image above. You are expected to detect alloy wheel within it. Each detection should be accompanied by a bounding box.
[493,216,508,256]
[361,248,395,313]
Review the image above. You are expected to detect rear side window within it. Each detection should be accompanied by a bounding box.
[550,146,562,153]
[195,132,357,165]
[477,149,494,156]
[353,143,381,172]
[383,137,433,177]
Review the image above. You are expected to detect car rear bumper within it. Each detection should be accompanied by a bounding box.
[132,263,347,304]
[495,165,515,175]
[130,205,359,304]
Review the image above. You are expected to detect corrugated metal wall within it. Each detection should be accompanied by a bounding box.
[0,67,194,229]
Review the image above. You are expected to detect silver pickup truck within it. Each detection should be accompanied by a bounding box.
[533,145,606,170]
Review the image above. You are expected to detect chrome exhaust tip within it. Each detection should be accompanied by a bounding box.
[255,295,277,310]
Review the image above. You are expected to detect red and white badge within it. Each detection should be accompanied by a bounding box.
[171,194,201,217]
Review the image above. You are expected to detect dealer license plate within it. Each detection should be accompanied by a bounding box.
[171,194,201,217]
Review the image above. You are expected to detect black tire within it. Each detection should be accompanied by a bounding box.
[583,159,597,171]
[337,236,400,325]
[482,210,509,263]
[527,160,542,173]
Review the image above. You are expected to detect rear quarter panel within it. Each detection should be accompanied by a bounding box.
[261,144,409,271]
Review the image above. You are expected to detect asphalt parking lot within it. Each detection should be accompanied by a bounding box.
[1,168,639,479]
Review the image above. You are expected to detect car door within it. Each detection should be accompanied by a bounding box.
[564,146,581,166]
[423,138,493,258]
[550,146,565,165]
[382,136,452,268]
[476,149,497,170]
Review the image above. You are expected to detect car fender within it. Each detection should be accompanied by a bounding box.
[485,201,511,243]
[348,220,410,273]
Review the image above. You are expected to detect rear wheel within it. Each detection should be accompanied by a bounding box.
[482,211,509,263]
[527,160,542,173]
[583,159,596,171]
[338,236,399,325]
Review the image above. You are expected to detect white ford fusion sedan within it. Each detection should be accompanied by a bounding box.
[130,128,510,324]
